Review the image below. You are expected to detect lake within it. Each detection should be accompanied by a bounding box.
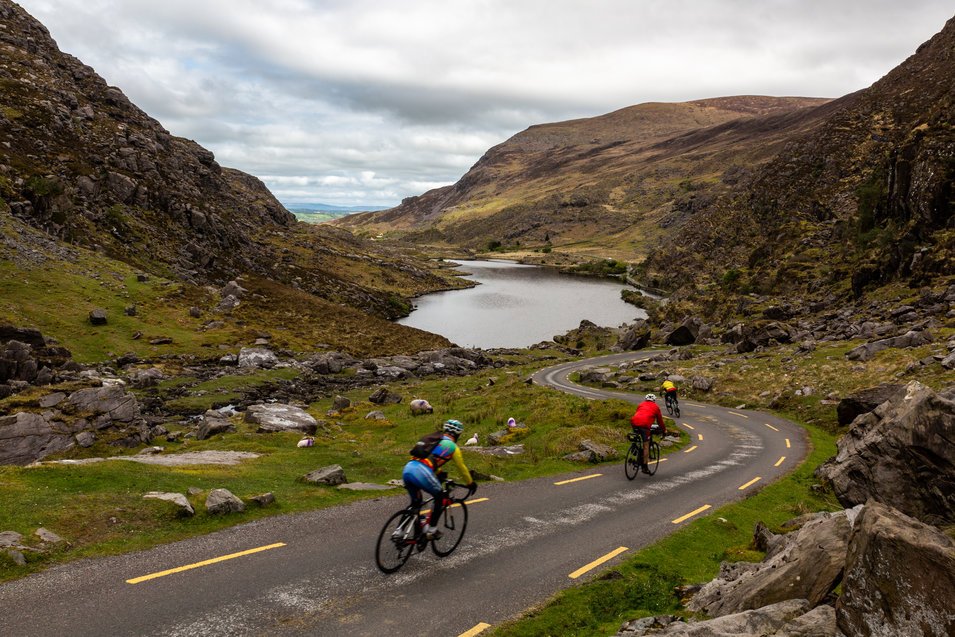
[397,260,646,348]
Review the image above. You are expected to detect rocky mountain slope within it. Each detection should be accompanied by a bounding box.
[0,0,464,357]
[339,15,954,317]
[338,96,830,255]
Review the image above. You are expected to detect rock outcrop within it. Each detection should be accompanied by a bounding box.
[837,501,955,637]
[688,510,853,617]
[817,382,955,526]
[244,403,318,434]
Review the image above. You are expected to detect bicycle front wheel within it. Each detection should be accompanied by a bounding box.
[624,443,640,480]
[646,441,660,476]
[665,399,674,416]
[431,501,468,557]
[375,510,417,573]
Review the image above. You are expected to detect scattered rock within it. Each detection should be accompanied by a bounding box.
[196,412,236,440]
[616,599,816,636]
[368,387,402,405]
[563,439,617,463]
[249,492,275,507]
[845,329,934,361]
[205,488,244,515]
[244,403,317,434]
[38,392,66,408]
[88,309,107,325]
[143,491,195,517]
[365,410,386,420]
[237,347,277,368]
[74,431,95,447]
[834,383,905,426]
[302,464,347,486]
[0,531,24,547]
[332,395,351,411]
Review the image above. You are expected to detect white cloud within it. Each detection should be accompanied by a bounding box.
[14,0,954,205]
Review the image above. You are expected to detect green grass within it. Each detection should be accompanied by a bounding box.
[490,423,839,636]
[158,367,301,414]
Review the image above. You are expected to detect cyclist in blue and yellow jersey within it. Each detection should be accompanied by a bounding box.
[402,419,477,540]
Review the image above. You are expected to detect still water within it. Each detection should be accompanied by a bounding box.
[397,260,646,348]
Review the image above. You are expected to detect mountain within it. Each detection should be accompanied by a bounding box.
[0,0,462,357]
[338,16,954,313]
[336,96,831,255]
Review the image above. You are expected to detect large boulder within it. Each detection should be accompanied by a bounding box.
[237,347,278,369]
[664,317,702,346]
[302,464,347,485]
[368,387,402,405]
[837,502,955,637]
[688,511,853,617]
[618,322,651,351]
[845,329,934,362]
[67,386,140,423]
[205,488,245,515]
[835,383,905,426]
[244,404,317,434]
[143,492,195,517]
[817,382,955,526]
[0,412,73,465]
[563,439,617,463]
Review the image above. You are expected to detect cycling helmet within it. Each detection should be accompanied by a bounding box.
[645,393,657,402]
[443,419,464,436]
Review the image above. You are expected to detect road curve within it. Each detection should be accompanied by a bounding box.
[0,352,808,637]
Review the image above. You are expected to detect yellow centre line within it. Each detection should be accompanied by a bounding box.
[126,543,286,584]
[555,474,602,486]
[728,411,749,418]
[738,477,762,491]
[672,505,711,524]
[683,445,698,453]
[785,438,791,448]
[685,402,705,408]
[569,546,628,579]
[775,456,786,467]
[682,423,695,430]
[697,433,703,441]
[764,423,780,432]
[458,622,492,637]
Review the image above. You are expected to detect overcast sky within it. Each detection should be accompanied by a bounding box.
[16,1,954,207]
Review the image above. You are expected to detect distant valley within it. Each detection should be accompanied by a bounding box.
[285,203,389,224]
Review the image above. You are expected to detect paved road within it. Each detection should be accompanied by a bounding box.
[0,352,807,636]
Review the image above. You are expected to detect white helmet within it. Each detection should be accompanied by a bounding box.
[443,419,464,436]
[645,393,657,401]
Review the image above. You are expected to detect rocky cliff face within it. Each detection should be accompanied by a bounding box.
[0,1,297,281]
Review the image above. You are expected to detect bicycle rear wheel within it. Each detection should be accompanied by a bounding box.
[646,441,660,475]
[375,510,417,573]
[673,399,680,418]
[665,398,674,416]
[624,443,640,480]
[431,500,468,557]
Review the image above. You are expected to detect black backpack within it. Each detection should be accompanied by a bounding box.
[410,431,444,459]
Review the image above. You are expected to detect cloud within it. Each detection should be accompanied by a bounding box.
[15,0,955,205]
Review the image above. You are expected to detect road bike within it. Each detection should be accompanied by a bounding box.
[664,391,681,418]
[375,479,470,573]
[625,426,661,479]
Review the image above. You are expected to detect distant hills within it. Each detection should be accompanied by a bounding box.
[285,203,389,224]
[337,15,954,313]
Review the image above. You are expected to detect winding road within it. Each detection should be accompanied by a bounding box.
[0,352,808,637]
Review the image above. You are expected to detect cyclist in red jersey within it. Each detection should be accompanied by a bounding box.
[630,394,667,474]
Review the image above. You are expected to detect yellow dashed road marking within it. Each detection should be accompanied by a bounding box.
[672,505,711,524]
[458,623,492,637]
[127,543,286,584]
[682,423,695,430]
[738,477,762,491]
[764,423,780,432]
[683,445,698,453]
[775,456,786,467]
[697,433,703,441]
[569,546,628,579]
[728,411,749,418]
[555,474,602,486]
[785,438,791,448]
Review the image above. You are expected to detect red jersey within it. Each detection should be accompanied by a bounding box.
[630,400,664,429]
